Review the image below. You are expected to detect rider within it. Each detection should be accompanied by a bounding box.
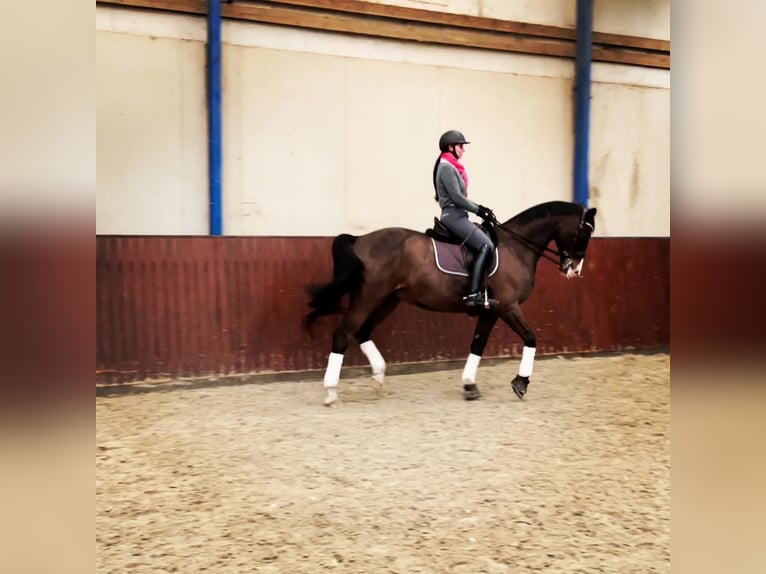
[433,129,496,307]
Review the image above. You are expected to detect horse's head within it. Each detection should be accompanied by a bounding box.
[553,207,597,278]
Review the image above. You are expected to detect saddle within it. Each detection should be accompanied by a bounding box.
[424,218,499,278]
[425,217,497,247]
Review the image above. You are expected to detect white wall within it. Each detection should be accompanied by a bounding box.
[222,44,575,236]
[96,6,669,236]
[97,27,207,234]
[590,82,670,237]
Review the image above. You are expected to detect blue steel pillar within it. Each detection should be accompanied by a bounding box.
[573,0,594,207]
[207,0,223,235]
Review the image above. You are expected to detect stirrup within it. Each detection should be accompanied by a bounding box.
[463,291,490,308]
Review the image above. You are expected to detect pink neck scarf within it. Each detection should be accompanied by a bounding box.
[440,152,469,194]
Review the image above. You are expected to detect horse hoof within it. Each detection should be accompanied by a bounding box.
[463,384,481,401]
[324,388,339,407]
[511,375,529,400]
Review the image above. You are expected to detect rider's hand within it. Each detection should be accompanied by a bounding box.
[477,205,495,222]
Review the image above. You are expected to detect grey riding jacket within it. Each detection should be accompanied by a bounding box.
[434,159,492,251]
[434,159,480,216]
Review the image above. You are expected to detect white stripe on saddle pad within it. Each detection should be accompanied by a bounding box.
[431,239,499,277]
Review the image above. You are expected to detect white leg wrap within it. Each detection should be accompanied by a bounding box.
[461,353,482,384]
[360,340,386,383]
[323,352,344,388]
[519,346,536,377]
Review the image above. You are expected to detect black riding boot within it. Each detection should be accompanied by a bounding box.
[463,244,492,307]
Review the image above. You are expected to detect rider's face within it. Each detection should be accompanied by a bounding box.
[453,143,464,159]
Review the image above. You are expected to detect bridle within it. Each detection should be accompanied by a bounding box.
[489,212,594,267]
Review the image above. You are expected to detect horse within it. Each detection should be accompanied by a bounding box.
[303,200,597,406]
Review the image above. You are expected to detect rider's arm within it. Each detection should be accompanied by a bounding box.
[436,164,480,214]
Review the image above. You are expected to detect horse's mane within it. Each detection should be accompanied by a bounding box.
[507,201,584,226]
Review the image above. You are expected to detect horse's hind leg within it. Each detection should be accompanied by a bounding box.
[322,319,355,406]
[322,293,394,406]
[498,303,537,400]
[461,310,499,400]
[355,294,400,396]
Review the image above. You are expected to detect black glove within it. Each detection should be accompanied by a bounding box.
[477,205,495,222]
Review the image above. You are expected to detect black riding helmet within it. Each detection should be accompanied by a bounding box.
[438,130,470,152]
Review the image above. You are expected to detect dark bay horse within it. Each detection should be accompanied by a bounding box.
[304,200,597,406]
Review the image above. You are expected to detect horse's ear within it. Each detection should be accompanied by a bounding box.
[585,207,597,223]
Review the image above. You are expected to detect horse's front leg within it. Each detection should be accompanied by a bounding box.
[461,310,499,400]
[498,303,537,400]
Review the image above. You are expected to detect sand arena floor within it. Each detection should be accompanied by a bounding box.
[97,352,669,573]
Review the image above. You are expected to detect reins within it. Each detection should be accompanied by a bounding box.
[488,215,593,266]
[485,216,561,265]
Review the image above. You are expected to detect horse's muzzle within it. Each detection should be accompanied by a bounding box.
[561,258,585,278]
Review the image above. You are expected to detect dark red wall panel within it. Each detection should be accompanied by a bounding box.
[96,236,668,385]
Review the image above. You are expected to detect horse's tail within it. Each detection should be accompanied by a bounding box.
[303,233,365,335]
